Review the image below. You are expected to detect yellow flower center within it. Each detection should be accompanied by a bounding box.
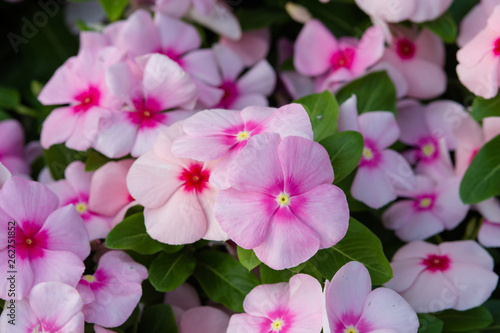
[276,193,290,206]
[26,239,32,245]
[82,274,96,283]
[344,326,358,333]
[75,202,88,214]
[421,143,435,157]
[271,318,284,331]
[363,146,374,160]
[236,131,251,141]
[419,198,432,208]
[143,111,151,118]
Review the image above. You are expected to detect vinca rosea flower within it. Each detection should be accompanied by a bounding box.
[0,120,29,177]
[354,0,452,23]
[127,121,227,244]
[338,96,416,209]
[48,161,113,241]
[476,198,500,248]
[0,177,90,300]
[227,274,323,333]
[457,0,500,47]
[0,281,84,333]
[324,261,418,333]
[76,251,148,327]
[171,103,313,189]
[382,175,468,241]
[385,241,499,313]
[219,28,271,67]
[214,133,349,269]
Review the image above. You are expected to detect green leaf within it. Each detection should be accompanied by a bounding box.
[43,144,87,180]
[418,314,444,333]
[320,131,363,184]
[436,306,493,332]
[106,213,166,254]
[236,8,289,31]
[149,251,196,292]
[336,71,397,115]
[422,11,457,44]
[460,134,500,204]
[260,264,293,284]
[98,0,129,21]
[194,250,259,312]
[469,92,500,121]
[85,150,111,171]
[0,87,20,109]
[294,90,339,142]
[309,217,393,284]
[138,304,178,333]
[237,247,261,271]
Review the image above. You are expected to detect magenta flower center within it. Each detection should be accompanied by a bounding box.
[179,163,210,193]
[330,48,355,71]
[216,81,239,109]
[414,194,435,211]
[161,48,185,67]
[74,86,100,113]
[16,224,47,260]
[359,140,381,168]
[396,39,416,60]
[128,97,166,128]
[422,254,450,272]
[417,137,439,162]
[493,38,500,56]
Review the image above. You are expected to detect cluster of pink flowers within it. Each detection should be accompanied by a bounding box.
[1,0,500,331]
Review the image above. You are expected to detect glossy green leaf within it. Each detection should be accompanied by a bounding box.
[43,144,87,180]
[106,213,165,254]
[469,92,500,121]
[237,8,289,31]
[237,247,261,271]
[260,264,293,284]
[138,304,178,333]
[436,306,493,332]
[149,251,196,292]
[98,0,129,21]
[320,131,363,184]
[460,134,500,204]
[194,250,259,312]
[0,87,20,109]
[309,217,393,284]
[85,150,111,171]
[294,90,339,142]
[418,314,444,333]
[422,11,457,44]
[336,71,397,114]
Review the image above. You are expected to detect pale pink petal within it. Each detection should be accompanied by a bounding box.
[30,249,85,288]
[379,150,416,191]
[0,120,24,156]
[105,61,139,106]
[284,274,323,331]
[195,81,225,108]
[94,325,115,333]
[478,221,500,247]
[164,283,201,310]
[155,0,190,17]
[213,44,245,81]
[425,100,468,150]
[115,9,159,57]
[231,94,269,109]
[64,161,92,196]
[98,251,148,283]
[457,27,499,67]
[439,240,494,270]
[237,60,276,96]
[354,0,415,22]
[183,49,222,86]
[226,313,269,333]
[358,112,399,149]
[186,3,242,40]
[66,107,109,152]
[215,188,274,248]
[483,116,500,142]
[370,62,408,98]
[411,0,452,22]
[40,107,79,149]
[180,307,230,333]
[172,135,235,161]
[0,248,33,300]
[402,58,447,99]
[337,95,361,132]
[391,241,438,261]
[181,108,242,137]
[131,125,166,158]
[144,189,207,244]
[382,200,417,230]
[385,259,426,292]
[294,19,338,76]
[280,71,316,100]
[208,147,239,189]
[84,214,113,241]
[47,180,76,206]
[415,28,445,66]
[397,99,429,146]
[243,282,290,317]
[476,198,500,223]
[0,157,29,176]
[156,14,201,55]
[198,187,228,241]
[457,52,499,99]
[253,208,319,270]
[220,28,270,67]
[351,26,385,74]
[152,122,192,166]
[394,210,444,241]
[0,163,11,188]
[0,299,37,332]
[457,3,491,47]
[38,61,86,105]
[259,104,313,139]
[433,177,469,230]
[351,167,397,209]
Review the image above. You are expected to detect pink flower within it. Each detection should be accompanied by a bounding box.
[0,120,29,177]
[0,177,90,300]
[294,19,384,91]
[324,261,418,333]
[397,99,468,180]
[457,0,500,47]
[127,122,228,245]
[382,175,469,241]
[171,103,313,189]
[0,163,11,188]
[39,47,123,151]
[381,27,446,99]
[210,44,276,109]
[48,161,113,241]
[219,28,271,67]
[214,133,349,269]
[94,53,198,158]
[457,6,500,98]
[227,274,323,333]
[180,307,230,333]
[0,281,84,333]
[89,159,136,226]
[355,0,452,23]
[338,96,416,209]
[76,251,148,327]
[385,241,499,313]
[476,198,500,247]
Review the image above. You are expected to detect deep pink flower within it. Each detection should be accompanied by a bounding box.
[127,122,228,244]
[324,261,418,333]
[382,175,469,241]
[48,161,113,241]
[338,96,416,209]
[0,281,84,333]
[0,177,90,300]
[94,53,198,158]
[0,120,29,177]
[227,274,323,333]
[457,6,500,98]
[171,103,313,189]
[214,133,349,269]
[385,241,499,313]
[76,251,148,327]
[39,47,123,151]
